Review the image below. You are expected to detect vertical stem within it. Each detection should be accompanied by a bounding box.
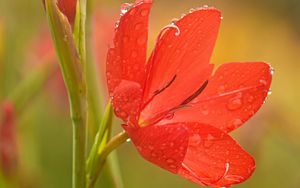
[73,115,87,188]
[44,1,87,187]
[73,0,88,187]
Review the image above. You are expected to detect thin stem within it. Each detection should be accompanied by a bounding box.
[44,1,87,187]
[87,131,129,188]
[73,117,87,188]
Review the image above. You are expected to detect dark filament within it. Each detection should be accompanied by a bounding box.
[180,80,209,105]
[154,75,177,95]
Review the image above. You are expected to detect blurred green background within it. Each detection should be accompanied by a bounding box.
[0,0,300,187]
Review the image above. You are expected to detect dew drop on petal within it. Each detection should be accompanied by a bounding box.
[200,105,209,115]
[134,23,143,30]
[259,79,267,86]
[228,118,243,130]
[120,3,133,15]
[171,18,178,24]
[190,134,202,145]
[225,150,230,155]
[217,85,226,94]
[203,134,214,148]
[270,67,275,75]
[140,9,149,16]
[131,51,138,58]
[227,97,243,111]
[169,164,177,169]
[115,20,120,28]
[137,36,147,46]
[151,152,157,157]
[166,158,175,164]
[247,95,254,103]
[189,8,195,13]
[268,89,272,95]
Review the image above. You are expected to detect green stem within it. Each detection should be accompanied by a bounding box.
[73,118,87,188]
[44,1,87,187]
[87,131,129,188]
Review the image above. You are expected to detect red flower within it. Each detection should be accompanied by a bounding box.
[106,0,272,187]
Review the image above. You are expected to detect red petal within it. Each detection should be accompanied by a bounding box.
[159,62,273,133]
[107,0,152,122]
[141,8,221,122]
[178,123,255,187]
[112,80,143,124]
[57,0,77,25]
[124,123,189,173]
[125,122,255,187]
[106,0,151,95]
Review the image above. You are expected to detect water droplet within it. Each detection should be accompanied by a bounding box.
[151,152,157,157]
[134,23,143,30]
[171,18,178,24]
[190,134,201,145]
[268,89,272,95]
[247,95,254,103]
[228,119,243,129]
[203,134,214,148]
[148,145,154,150]
[166,158,175,164]
[115,20,120,28]
[259,79,267,86]
[169,164,177,169]
[137,36,146,46]
[126,138,131,143]
[220,16,224,20]
[140,9,149,16]
[217,85,226,94]
[189,8,196,13]
[270,66,275,75]
[200,105,209,115]
[227,97,243,111]
[120,3,133,15]
[203,5,209,8]
[131,51,138,58]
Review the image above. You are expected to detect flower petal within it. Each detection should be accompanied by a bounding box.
[160,62,273,133]
[125,122,255,187]
[123,123,189,173]
[107,0,151,95]
[141,8,221,122]
[178,123,255,187]
[107,0,152,123]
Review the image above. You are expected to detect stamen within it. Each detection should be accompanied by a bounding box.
[154,75,177,95]
[180,80,208,105]
[142,75,177,110]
